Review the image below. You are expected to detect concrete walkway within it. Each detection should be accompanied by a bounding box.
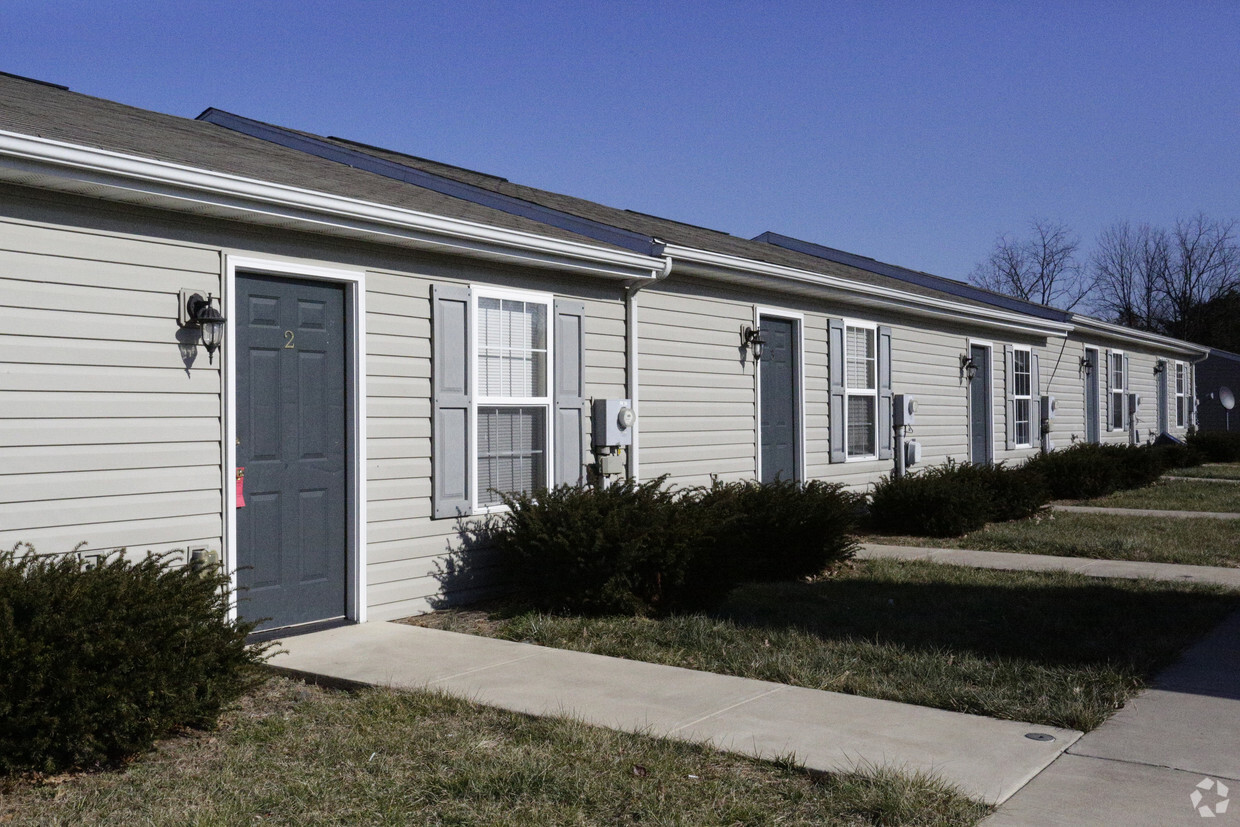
[858,544,1240,589]
[1054,504,1240,520]
[1163,475,1240,484]
[985,609,1240,826]
[268,622,1078,804]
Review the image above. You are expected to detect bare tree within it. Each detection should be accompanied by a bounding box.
[1090,221,1167,330]
[1159,214,1240,342]
[1089,214,1239,342]
[970,219,1091,310]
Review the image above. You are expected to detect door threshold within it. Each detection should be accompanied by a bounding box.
[248,616,351,644]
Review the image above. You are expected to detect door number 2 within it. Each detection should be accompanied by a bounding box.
[284,330,295,349]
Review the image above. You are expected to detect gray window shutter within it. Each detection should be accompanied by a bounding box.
[1157,360,1169,433]
[432,283,472,519]
[1004,345,1016,450]
[1104,349,1112,431]
[1189,364,1197,427]
[1031,352,1041,435]
[828,318,846,463]
[553,298,587,488]
[877,325,893,460]
[1123,354,1131,430]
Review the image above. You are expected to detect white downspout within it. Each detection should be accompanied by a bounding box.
[625,250,674,481]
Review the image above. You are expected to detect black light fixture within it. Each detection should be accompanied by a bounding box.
[960,354,978,381]
[742,326,766,362]
[1079,356,1093,377]
[1153,361,1165,375]
[181,291,226,362]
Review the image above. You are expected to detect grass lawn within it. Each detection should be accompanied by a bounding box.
[0,677,989,827]
[1071,478,1240,512]
[1166,463,1240,481]
[870,510,1240,568]
[407,559,1239,732]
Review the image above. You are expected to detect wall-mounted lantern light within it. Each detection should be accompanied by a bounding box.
[179,290,226,363]
[742,326,766,362]
[960,354,978,381]
[1153,361,1165,375]
[1079,356,1093,377]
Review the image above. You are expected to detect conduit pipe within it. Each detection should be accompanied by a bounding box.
[625,249,675,481]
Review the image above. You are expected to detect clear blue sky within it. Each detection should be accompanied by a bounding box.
[4,1,1238,280]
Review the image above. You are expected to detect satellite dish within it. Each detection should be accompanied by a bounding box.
[1221,386,1236,411]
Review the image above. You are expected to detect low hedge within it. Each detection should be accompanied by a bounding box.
[1022,443,1170,500]
[1188,431,1240,463]
[867,461,1050,538]
[0,545,270,775]
[697,478,861,584]
[488,477,859,616]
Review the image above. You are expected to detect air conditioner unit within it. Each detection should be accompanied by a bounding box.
[1128,393,1142,415]
[904,439,922,467]
[1041,395,1057,420]
[893,394,917,427]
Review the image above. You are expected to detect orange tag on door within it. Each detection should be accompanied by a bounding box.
[236,467,246,508]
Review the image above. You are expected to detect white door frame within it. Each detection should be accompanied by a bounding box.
[223,255,368,624]
[754,307,806,482]
[966,339,995,464]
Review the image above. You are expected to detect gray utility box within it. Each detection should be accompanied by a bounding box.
[592,398,635,447]
[893,394,917,427]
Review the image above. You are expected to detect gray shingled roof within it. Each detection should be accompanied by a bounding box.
[0,73,629,251]
[200,110,1013,312]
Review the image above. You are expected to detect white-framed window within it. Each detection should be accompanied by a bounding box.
[1012,346,1032,447]
[1175,361,1187,429]
[844,323,877,459]
[473,289,552,509]
[1110,351,1126,431]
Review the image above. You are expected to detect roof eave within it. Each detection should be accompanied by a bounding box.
[1069,315,1210,358]
[664,244,1073,338]
[0,129,665,283]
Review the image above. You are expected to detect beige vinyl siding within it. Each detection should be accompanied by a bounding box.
[637,285,756,487]
[1042,338,1086,447]
[0,217,222,558]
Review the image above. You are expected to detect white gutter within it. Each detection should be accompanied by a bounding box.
[1069,315,1210,359]
[663,243,1075,338]
[625,251,675,481]
[0,130,665,281]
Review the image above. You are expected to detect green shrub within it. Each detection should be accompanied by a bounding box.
[868,463,994,537]
[488,478,711,616]
[868,461,1051,537]
[981,464,1052,522]
[697,478,860,584]
[1149,441,1205,471]
[0,545,270,775]
[1023,443,1128,499]
[1188,431,1240,463]
[487,477,862,616]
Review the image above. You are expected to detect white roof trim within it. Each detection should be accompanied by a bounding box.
[0,129,665,282]
[663,243,1074,338]
[1070,315,1209,358]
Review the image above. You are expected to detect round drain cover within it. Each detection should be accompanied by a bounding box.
[1025,733,1055,742]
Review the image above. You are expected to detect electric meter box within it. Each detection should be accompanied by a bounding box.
[893,394,917,427]
[593,398,635,447]
[1041,395,1057,420]
[904,439,922,467]
[1128,393,1142,414]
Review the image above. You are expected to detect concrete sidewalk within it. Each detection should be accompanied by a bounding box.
[858,544,1240,589]
[1054,504,1240,519]
[985,609,1240,826]
[268,622,1078,804]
